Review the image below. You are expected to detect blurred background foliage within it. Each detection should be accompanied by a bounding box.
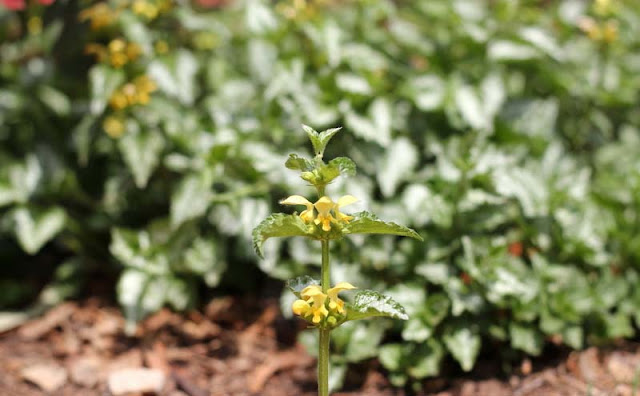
[2,0,640,390]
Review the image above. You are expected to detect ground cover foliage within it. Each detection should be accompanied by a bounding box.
[2,0,640,390]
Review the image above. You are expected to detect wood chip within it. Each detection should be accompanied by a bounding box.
[21,363,68,392]
[108,368,166,395]
[18,303,75,341]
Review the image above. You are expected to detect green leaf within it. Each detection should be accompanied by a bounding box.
[182,238,226,287]
[377,137,418,197]
[286,275,320,298]
[342,211,423,241]
[510,323,543,355]
[328,157,356,177]
[345,289,409,321]
[284,153,314,171]
[252,214,312,258]
[302,124,342,157]
[409,340,444,379]
[443,326,481,372]
[13,207,66,255]
[344,322,387,362]
[119,126,165,189]
[170,172,213,228]
[379,344,404,371]
[89,65,125,115]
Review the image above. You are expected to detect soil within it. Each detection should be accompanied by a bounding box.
[1,297,639,396]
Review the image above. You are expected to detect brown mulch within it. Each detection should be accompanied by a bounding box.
[1,298,640,396]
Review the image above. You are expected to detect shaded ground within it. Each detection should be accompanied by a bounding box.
[1,298,640,396]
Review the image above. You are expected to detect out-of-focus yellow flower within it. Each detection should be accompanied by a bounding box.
[79,3,118,30]
[281,195,316,223]
[109,92,128,110]
[132,0,159,19]
[134,75,157,93]
[103,116,125,138]
[578,17,618,43]
[327,282,356,314]
[27,17,42,35]
[594,0,614,16]
[108,75,157,110]
[108,39,126,53]
[602,20,618,43]
[154,40,169,54]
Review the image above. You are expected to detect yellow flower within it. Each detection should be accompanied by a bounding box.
[27,17,42,35]
[327,282,356,314]
[108,39,126,53]
[282,195,358,231]
[314,196,335,231]
[300,285,329,323]
[594,0,613,16]
[334,195,357,223]
[103,116,125,138]
[602,20,618,43]
[109,92,128,110]
[155,40,169,54]
[79,3,118,30]
[132,0,159,19]
[281,195,315,223]
[292,299,310,316]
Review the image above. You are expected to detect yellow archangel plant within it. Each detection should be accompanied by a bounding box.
[253,125,423,396]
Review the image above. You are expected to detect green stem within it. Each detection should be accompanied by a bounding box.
[318,239,331,396]
[321,240,330,293]
[318,328,330,396]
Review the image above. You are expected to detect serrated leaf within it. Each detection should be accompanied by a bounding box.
[345,290,409,321]
[342,211,423,241]
[443,326,481,372]
[328,157,356,177]
[252,214,312,258]
[284,153,314,171]
[13,207,66,255]
[302,124,342,157]
[286,275,320,298]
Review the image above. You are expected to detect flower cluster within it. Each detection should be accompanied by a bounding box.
[579,17,618,43]
[85,39,142,68]
[292,282,356,326]
[108,75,157,110]
[281,195,357,231]
[79,0,171,30]
[79,3,119,30]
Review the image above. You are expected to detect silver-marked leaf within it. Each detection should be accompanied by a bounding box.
[443,326,481,372]
[13,206,66,255]
[89,65,125,115]
[342,211,423,241]
[328,157,356,177]
[119,127,165,189]
[345,290,409,321]
[286,275,320,298]
[252,214,312,258]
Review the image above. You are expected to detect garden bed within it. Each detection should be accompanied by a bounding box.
[1,299,638,396]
